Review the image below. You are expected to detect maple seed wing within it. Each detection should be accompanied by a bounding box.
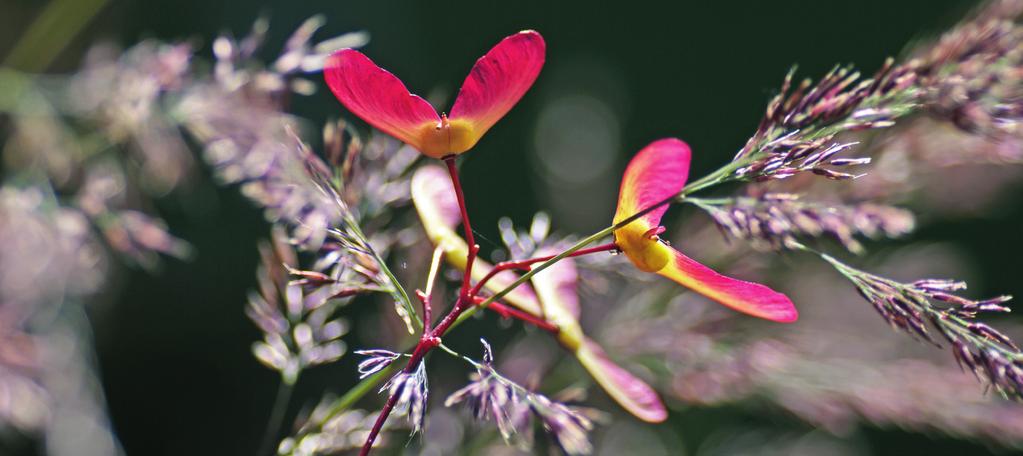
[611,138,797,322]
[324,49,439,152]
[659,248,799,323]
[448,30,546,153]
[613,138,691,272]
[613,138,692,229]
[530,245,668,423]
[576,339,668,423]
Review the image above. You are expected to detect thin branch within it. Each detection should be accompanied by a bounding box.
[445,157,479,300]
[469,242,619,297]
[473,296,560,333]
[258,379,295,456]
[359,156,483,455]
[418,245,445,331]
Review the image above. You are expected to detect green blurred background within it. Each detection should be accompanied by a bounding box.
[8,0,1023,454]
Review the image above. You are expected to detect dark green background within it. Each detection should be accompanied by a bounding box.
[7,0,1023,454]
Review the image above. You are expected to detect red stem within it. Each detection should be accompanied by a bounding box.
[360,391,400,454]
[359,157,480,456]
[473,296,559,333]
[469,242,619,297]
[415,290,432,332]
[445,157,478,299]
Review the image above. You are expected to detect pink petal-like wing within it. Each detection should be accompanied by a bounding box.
[612,138,691,229]
[530,248,666,422]
[325,49,440,152]
[448,30,545,151]
[659,248,798,323]
[609,138,795,321]
[531,246,580,320]
[410,165,461,229]
[576,339,667,423]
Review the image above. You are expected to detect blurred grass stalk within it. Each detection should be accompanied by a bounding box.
[3,0,110,72]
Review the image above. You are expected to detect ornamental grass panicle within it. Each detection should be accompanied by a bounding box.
[180,16,375,249]
[496,212,554,262]
[910,0,1023,138]
[380,362,429,434]
[247,229,350,384]
[279,401,397,456]
[443,340,526,442]
[445,340,597,456]
[731,60,917,182]
[192,50,425,329]
[355,349,402,380]
[0,27,208,450]
[689,193,916,254]
[819,254,1021,398]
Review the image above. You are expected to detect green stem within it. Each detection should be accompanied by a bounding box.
[320,362,400,421]
[795,241,1022,361]
[682,196,736,207]
[678,160,744,196]
[451,221,623,327]
[259,378,295,456]
[346,215,422,332]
